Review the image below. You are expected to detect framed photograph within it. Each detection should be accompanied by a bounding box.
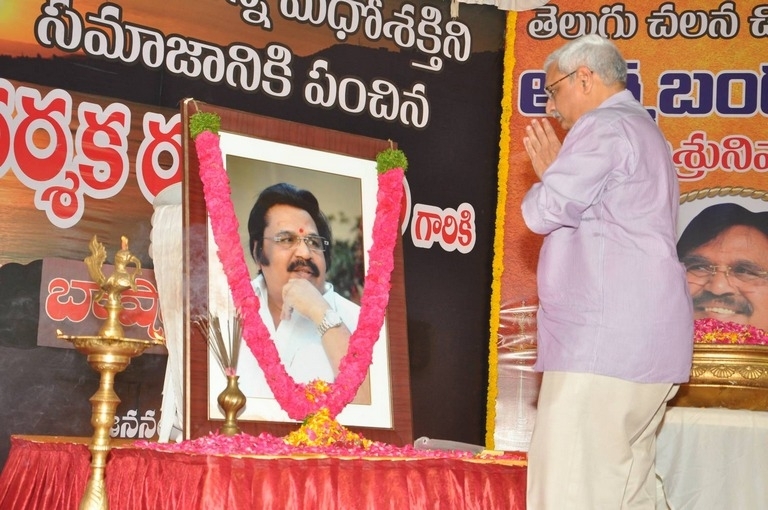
[181,100,413,445]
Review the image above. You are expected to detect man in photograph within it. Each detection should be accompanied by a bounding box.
[245,182,367,391]
[677,202,768,332]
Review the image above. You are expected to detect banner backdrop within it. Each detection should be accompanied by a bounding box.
[0,0,506,467]
[491,2,768,447]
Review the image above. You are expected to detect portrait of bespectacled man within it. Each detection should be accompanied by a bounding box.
[237,180,368,400]
[205,132,393,428]
[677,197,768,333]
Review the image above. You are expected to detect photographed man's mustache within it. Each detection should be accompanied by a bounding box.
[692,290,752,316]
[288,258,320,277]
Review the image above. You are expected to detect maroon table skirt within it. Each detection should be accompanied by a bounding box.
[0,436,527,509]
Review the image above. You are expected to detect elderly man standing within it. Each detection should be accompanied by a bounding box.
[521,35,694,509]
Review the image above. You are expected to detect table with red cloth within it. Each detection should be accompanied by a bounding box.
[0,436,527,509]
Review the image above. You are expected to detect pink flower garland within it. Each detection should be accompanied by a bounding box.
[138,432,529,462]
[694,318,768,346]
[194,130,403,420]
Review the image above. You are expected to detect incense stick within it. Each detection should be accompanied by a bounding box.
[193,314,243,376]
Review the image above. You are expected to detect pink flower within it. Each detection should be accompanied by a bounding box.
[694,318,768,346]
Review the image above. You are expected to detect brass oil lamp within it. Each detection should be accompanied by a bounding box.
[58,235,164,510]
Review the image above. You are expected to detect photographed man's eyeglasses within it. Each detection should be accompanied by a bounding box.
[684,261,768,286]
[264,233,329,253]
[544,70,577,100]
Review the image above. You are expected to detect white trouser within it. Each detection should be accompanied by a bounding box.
[526,371,677,510]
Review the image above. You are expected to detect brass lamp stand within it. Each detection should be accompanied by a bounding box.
[59,236,164,510]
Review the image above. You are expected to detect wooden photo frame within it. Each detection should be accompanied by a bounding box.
[181,99,412,445]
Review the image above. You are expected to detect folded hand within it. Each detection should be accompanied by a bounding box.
[522,118,562,179]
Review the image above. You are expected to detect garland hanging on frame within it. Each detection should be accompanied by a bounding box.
[190,112,407,421]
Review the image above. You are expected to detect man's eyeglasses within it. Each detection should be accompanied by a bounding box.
[544,70,577,100]
[684,261,768,286]
[264,233,329,253]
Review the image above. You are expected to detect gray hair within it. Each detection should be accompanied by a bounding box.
[544,34,627,87]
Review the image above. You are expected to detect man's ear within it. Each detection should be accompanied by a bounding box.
[253,242,268,267]
[577,66,593,93]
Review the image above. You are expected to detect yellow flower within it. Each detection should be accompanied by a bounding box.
[284,407,372,449]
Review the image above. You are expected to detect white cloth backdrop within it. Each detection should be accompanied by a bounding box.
[149,183,184,443]
[456,0,548,12]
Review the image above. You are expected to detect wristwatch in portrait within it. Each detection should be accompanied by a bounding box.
[317,309,344,336]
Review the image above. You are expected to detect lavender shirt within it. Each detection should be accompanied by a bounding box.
[521,90,694,383]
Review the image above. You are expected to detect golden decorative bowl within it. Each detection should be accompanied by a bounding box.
[670,344,768,411]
